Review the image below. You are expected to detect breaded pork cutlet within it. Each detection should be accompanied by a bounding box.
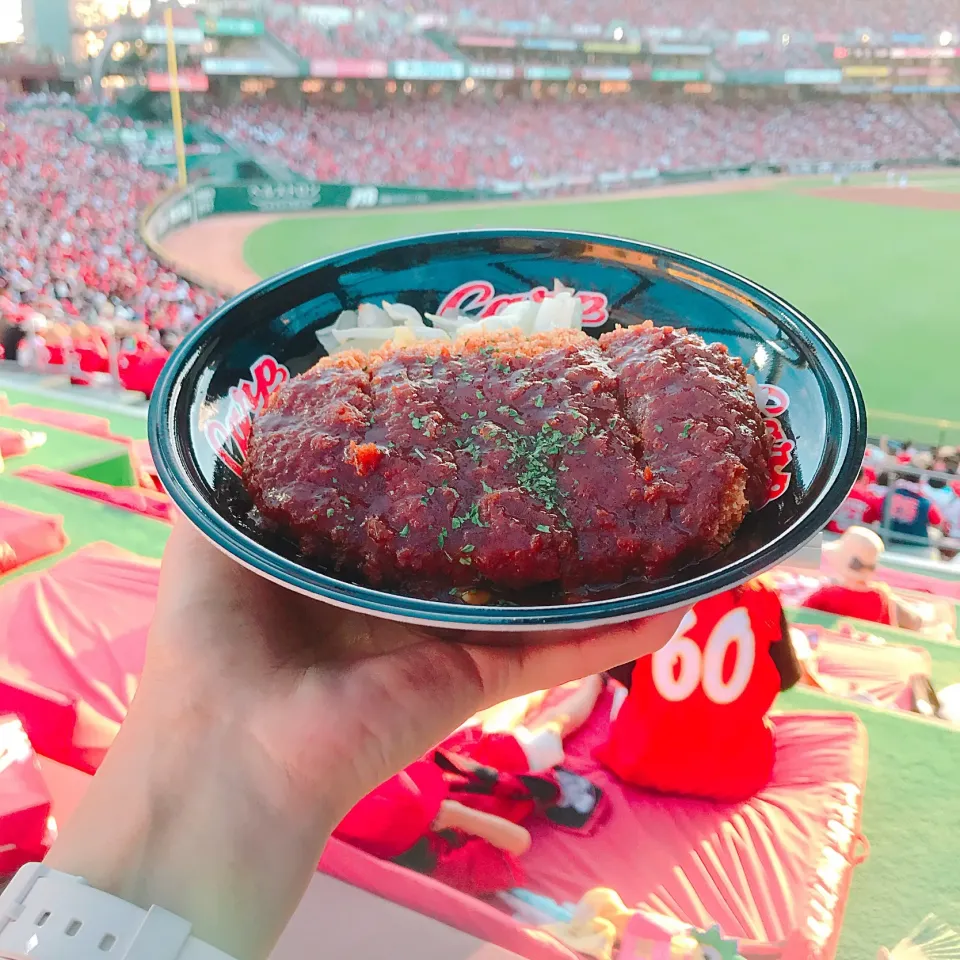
[242,323,772,594]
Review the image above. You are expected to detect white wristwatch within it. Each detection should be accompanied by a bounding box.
[0,864,237,959]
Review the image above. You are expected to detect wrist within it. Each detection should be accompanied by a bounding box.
[46,674,335,960]
[134,667,337,827]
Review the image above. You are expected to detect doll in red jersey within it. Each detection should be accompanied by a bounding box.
[598,577,801,803]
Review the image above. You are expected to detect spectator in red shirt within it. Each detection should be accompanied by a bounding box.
[827,468,884,534]
[804,527,921,630]
[598,577,801,803]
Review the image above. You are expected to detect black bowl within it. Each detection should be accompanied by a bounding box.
[149,230,865,631]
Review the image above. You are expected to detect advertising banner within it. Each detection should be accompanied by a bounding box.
[583,41,641,54]
[523,66,572,80]
[735,30,770,45]
[839,83,891,93]
[468,63,516,79]
[784,68,842,83]
[457,35,516,47]
[724,70,784,84]
[579,66,633,80]
[842,65,891,77]
[650,43,712,55]
[897,65,953,76]
[202,58,277,75]
[391,60,465,80]
[651,68,703,81]
[520,38,578,51]
[890,47,959,58]
[142,25,204,45]
[310,59,388,78]
[411,13,447,28]
[201,18,264,36]
[892,83,960,93]
[148,179,490,241]
[148,184,217,239]
[147,70,210,92]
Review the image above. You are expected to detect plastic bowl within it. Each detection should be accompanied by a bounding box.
[149,230,865,631]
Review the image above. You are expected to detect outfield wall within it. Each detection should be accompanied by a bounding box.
[140,161,782,289]
[141,156,954,294]
[140,177,491,291]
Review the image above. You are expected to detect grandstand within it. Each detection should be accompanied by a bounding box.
[0,0,959,958]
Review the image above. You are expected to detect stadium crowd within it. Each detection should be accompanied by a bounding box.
[205,100,960,189]
[267,16,450,61]
[0,102,221,390]
[317,0,957,33]
[831,442,960,560]
[712,41,832,71]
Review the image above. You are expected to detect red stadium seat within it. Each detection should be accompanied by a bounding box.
[0,715,53,873]
[14,466,173,523]
[0,503,68,574]
[0,543,158,773]
[320,684,867,960]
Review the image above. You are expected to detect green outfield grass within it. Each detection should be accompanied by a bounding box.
[244,187,960,443]
[775,688,960,958]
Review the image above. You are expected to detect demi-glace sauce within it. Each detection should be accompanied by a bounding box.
[243,323,771,599]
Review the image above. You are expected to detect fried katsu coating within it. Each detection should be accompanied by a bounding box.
[242,323,772,593]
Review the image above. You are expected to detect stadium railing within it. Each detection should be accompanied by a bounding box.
[867,409,960,449]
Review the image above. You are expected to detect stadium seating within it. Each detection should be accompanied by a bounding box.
[320,686,868,960]
[284,0,959,32]
[0,542,159,772]
[0,103,221,378]
[267,16,451,60]
[205,100,960,190]
[0,503,67,574]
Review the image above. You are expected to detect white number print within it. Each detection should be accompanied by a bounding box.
[651,607,756,705]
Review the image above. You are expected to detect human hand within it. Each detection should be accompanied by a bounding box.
[48,519,682,959]
[147,519,683,817]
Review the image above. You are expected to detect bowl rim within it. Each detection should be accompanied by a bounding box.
[149,228,867,629]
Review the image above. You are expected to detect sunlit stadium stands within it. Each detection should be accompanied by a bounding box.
[203,100,960,190]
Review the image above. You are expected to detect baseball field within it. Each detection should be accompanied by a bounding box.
[130,169,960,955]
[224,171,960,444]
